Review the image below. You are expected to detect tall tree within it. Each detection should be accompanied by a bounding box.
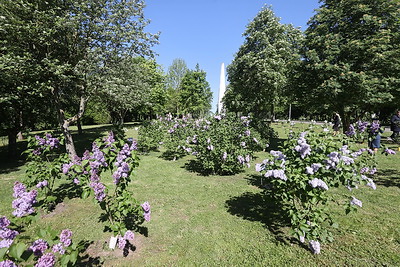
[225,6,303,120]
[299,0,400,129]
[0,0,158,159]
[179,64,212,117]
[165,58,188,115]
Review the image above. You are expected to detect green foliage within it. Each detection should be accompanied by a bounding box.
[299,0,400,122]
[178,64,212,117]
[138,119,167,153]
[63,132,148,237]
[257,125,378,252]
[192,114,264,175]
[23,133,68,211]
[226,6,303,120]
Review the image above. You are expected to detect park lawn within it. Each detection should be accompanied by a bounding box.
[0,122,399,266]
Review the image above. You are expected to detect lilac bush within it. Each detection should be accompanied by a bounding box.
[23,133,67,211]
[191,113,265,175]
[256,125,384,254]
[63,132,149,247]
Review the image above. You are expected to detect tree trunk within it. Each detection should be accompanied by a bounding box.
[17,111,23,141]
[7,128,18,159]
[55,93,87,160]
[77,118,83,135]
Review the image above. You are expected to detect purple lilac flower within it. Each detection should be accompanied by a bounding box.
[35,252,56,267]
[62,162,74,175]
[124,230,135,241]
[12,188,37,217]
[13,181,26,198]
[255,163,264,172]
[240,116,251,127]
[117,237,127,249]
[384,148,396,155]
[264,169,287,181]
[90,182,106,202]
[214,115,222,120]
[0,260,17,267]
[369,121,380,135]
[325,152,340,169]
[356,121,369,133]
[144,212,151,222]
[369,167,377,175]
[141,202,151,213]
[245,129,251,136]
[0,216,10,228]
[341,156,354,165]
[104,132,115,147]
[167,128,174,133]
[141,202,151,222]
[52,242,65,255]
[30,239,48,256]
[299,235,305,243]
[345,124,356,136]
[361,175,376,190]
[294,136,311,159]
[0,239,14,249]
[0,228,19,240]
[360,167,369,174]
[60,229,72,247]
[309,240,321,254]
[113,162,130,184]
[36,180,48,188]
[207,145,214,151]
[253,137,259,144]
[270,150,286,161]
[350,196,362,207]
[222,152,227,161]
[73,178,80,185]
[340,145,350,155]
[237,155,245,164]
[309,178,329,190]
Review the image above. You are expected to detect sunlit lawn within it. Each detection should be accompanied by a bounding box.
[0,122,399,266]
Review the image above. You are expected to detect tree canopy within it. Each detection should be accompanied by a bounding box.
[225,6,303,120]
[298,0,400,125]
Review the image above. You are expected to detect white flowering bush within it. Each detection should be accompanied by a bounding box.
[192,113,264,175]
[256,126,380,254]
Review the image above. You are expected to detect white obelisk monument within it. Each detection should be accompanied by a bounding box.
[218,63,226,114]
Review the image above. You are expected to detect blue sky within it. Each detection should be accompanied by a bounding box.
[144,0,321,112]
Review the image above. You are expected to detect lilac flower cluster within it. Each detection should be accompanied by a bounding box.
[117,230,135,250]
[294,133,311,159]
[360,167,377,175]
[36,180,48,189]
[240,116,251,127]
[0,216,18,249]
[12,181,37,217]
[369,121,380,135]
[384,148,396,155]
[264,169,288,181]
[356,121,369,133]
[345,124,356,136]
[350,196,362,207]
[113,143,136,184]
[30,239,48,256]
[35,252,56,267]
[361,175,376,190]
[309,240,321,254]
[0,260,17,267]
[103,131,115,147]
[309,178,329,190]
[141,201,151,222]
[90,182,106,202]
[60,229,72,247]
[33,133,60,155]
[305,163,322,175]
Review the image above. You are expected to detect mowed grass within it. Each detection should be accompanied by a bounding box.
[0,122,399,266]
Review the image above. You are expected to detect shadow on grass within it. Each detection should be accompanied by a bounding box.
[183,159,211,176]
[77,240,103,266]
[375,169,400,188]
[225,189,295,245]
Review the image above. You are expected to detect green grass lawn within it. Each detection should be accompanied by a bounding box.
[1,122,399,266]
